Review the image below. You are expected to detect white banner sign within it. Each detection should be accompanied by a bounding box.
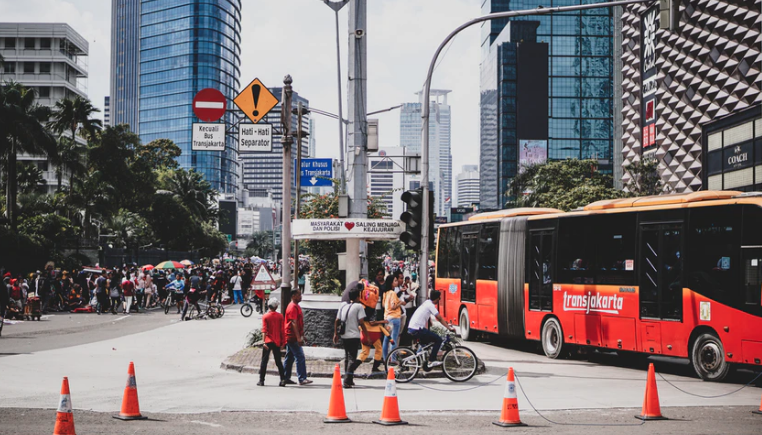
[192,123,225,151]
[239,123,272,152]
[292,219,404,240]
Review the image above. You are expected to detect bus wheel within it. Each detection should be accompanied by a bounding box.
[459,309,471,341]
[541,317,565,359]
[691,333,731,381]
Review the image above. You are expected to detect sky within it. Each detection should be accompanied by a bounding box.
[0,0,483,184]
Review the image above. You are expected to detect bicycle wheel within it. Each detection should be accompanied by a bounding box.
[188,305,197,320]
[164,298,171,315]
[240,303,253,318]
[386,347,419,383]
[442,346,478,382]
[217,305,225,318]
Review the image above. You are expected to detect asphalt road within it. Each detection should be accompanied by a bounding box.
[1,407,760,435]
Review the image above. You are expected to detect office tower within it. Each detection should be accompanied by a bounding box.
[480,21,549,209]
[239,88,310,203]
[0,22,89,193]
[110,0,242,195]
[104,96,111,127]
[620,1,761,192]
[367,147,408,219]
[456,165,480,207]
[399,90,452,216]
[480,1,615,208]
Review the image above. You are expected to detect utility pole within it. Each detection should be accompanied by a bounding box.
[293,101,305,290]
[280,75,293,314]
[346,0,368,281]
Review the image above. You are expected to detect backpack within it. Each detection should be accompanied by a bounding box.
[338,302,352,336]
[358,280,379,309]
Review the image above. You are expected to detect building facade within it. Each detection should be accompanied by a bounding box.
[367,147,409,219]
[620,0,761,192]
[239,88,311,204]
[104,95,111,127]
[399,90,452,216]
[109,0,140,132]
[0,22,89,193]
[480,0,615,208]
[456,164,480,207]
[110,0,242,195]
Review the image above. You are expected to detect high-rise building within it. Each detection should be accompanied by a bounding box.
[456,165,480,208]
[109,0,140,132]
[399,90,452,216]
[367,147,408,219]
[109,0,242,195]
[0,22,89,193]
[104,96,111,127]
[480,1,615,208]
[239,88,310,203]
[619,0,761,193]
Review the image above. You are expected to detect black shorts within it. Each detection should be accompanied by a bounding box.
[172,292,184,303]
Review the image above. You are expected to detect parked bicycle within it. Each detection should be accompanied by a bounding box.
[187,300,225,320]
[386,334,478,383]
[240,292,266,318]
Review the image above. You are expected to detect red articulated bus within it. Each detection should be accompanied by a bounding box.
[435,191,762,381]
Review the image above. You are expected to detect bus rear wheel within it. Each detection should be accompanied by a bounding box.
[541,317,565,359]
[691,333,731,381]
[459,309,471,341]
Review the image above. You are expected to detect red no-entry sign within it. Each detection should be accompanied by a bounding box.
[193,88,227,122]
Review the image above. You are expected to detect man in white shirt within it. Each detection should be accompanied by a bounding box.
[333,285,367,388]
[407,290,454,368]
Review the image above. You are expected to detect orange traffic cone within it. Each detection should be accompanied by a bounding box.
[324,364,351,423]
[53,377,76,435]
[493,367,526,427]
[372,368,408,426]
[753,393,762,415]
[635,363,668,420]
[113,362,148,421]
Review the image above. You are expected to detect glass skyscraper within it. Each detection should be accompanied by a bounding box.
[111,0,242,194]
[481,0,615,182]
[110,0,141,132]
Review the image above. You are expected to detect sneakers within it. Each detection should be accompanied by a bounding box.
[298,379,314,386]
[428,361,443,368]
[256,381,265,386]
[279,380,287,387]
[282,379,296,385]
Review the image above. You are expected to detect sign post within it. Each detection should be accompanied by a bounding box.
[296,158,334,187]
[193,88,227,122]
[234,78,279,124]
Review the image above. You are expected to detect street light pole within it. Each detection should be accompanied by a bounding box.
[280,75,294,314]
[418,0,653,302]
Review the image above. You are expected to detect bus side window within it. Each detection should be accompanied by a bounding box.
[449,227,461,279]
[437,227,450,279]
[478,223,499,281]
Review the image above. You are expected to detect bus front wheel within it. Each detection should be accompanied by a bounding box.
[541,317,565,359]
[691,333,731,382]
[459,309,471,341]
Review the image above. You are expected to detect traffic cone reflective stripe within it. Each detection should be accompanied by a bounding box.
[53,377,76,435]
[493,367,526,427]
[753,393,762,415]
[372,368,408,426]
[635,363,668,421]
[113,362,148,421]
[324,364,351,423]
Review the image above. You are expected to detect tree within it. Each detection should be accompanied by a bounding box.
[0,81,56,228]
[50,136,87,192]
[624,157,666,196]
[508,159,628,212]
[48,95,102,142]
[245,230,275,259]
[133,138,181,170]
[157,168,217,223]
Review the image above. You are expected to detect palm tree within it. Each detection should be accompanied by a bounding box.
[50,135,87,192]
[0,81,56,228]
[69,170,116,239]
[158,169,218,222]
[48,95,102,142]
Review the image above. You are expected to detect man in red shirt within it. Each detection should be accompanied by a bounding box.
[259,298,286,387]
[282,289,312,385]
[121,278,135,314]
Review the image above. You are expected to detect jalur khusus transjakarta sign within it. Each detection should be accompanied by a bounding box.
[292,219,404,240]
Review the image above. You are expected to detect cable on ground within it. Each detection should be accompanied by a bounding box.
[657,370,762,399]
[409,371,507,392]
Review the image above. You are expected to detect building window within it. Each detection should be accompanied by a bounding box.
[37,87,50,98]
[39,38,51,49]
[24,38,35,50]
[23,62,35,74]
[39,62,51,74]
[5,37,16,49]
[2,62,15,74]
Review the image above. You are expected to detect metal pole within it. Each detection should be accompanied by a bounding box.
[294,102,304,290]
[280,75,294,314]
[418,0,653,303]
[334,9,347,194]
[346,0,368,281]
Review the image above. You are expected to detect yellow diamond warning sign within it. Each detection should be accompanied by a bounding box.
[234,78,279,124]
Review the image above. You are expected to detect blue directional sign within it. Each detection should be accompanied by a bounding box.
[295,158,333,187]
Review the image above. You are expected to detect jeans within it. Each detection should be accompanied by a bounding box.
[260,342,285,382]
[110,296,121,313]
[382,317,401,361]
[341,338,361,373]
[409,328,443,362]
[233,289,243,304]
[284,341,307,382]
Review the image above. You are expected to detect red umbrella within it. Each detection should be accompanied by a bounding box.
[141,264,155,271]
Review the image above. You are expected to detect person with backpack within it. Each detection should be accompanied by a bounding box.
[333,284,367,388]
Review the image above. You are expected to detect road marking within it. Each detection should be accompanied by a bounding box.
[190,420,223,428]
[111,316,130,323]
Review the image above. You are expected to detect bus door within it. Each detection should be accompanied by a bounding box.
[638,222,683,352]
[461,231,479,307]
[528,229,555,311]
[742,247,762,313]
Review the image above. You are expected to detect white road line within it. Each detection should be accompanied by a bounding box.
[111,316,130,323]
[189,420,223,428]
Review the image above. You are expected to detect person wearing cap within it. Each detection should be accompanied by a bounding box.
[258,298,286,387]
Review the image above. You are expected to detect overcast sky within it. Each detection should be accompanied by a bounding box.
[0,0,482,182]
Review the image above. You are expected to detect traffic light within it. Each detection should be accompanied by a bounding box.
[659,0,679,31]
[399,188,423,250]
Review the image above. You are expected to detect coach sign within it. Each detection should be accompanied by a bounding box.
[292,219,404,240]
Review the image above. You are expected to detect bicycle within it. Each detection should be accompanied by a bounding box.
[240,293,266,318]
[188,300,224,320]
[386,334,478,383]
